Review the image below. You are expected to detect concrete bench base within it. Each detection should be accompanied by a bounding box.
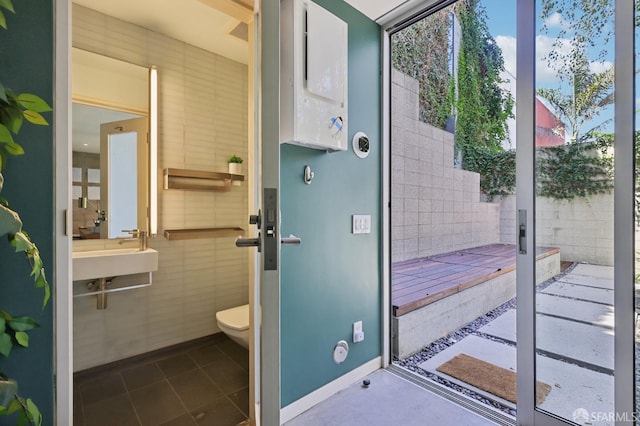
[393,251,560,359]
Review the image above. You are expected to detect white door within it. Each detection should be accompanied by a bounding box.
[236,2,284,425]
[99,117,148,239]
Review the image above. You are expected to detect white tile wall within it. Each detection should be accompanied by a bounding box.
[72,5,249,371]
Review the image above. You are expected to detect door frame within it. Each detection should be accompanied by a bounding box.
[55,0,73,424]
[53,0,277,424]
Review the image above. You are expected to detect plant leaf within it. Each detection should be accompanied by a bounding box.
[0,0,15,14]
[0,81,7,103]
[4,141,24,156]
[16,408,28,426]
[14,331,28,348]
[1,105,23,134]
[10,231,31,252]
[6,398,21,415]
[0,10,6,30]
[0,124,14,144]
[0,204,22,237]
[9,317,38,332]
[25,399,42,426]
[0,397,20,416]
[22,110,48,126]
[0,318,4,335]
[0,333,12,357]
[16,94,51,113]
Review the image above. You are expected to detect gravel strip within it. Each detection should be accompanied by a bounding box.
[394,262,579,417]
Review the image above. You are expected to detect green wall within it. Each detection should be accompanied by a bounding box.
[0,0,55,424]
[280,0,381,406]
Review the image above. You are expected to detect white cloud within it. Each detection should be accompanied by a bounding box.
[496,35,516,77]
[535,34,566,82]
[590,61,613,74]
[493,34,611,85]
[544,12,571,31]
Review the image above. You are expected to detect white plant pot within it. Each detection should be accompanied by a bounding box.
[228,163,242,175]
[228,163,242,186]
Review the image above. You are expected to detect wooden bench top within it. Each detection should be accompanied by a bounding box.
[392,243,559,316]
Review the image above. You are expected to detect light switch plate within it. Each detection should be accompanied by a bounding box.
[352,214,371,234]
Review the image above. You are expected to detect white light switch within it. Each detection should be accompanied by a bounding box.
[352,215,371,234]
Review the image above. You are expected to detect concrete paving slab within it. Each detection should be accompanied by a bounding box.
[536,293,614,329]
[418,335,614,424]
[542,281,613,305]
[536,355,614,426]
[477,309,517,342]
[556,274,613,290]
[419,335,516,409]
[478,310,613,371]
[570,264,614,279]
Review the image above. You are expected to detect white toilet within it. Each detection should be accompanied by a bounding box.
[216,304,250,349]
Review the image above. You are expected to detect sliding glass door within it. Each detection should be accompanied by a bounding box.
[517,0,635,424]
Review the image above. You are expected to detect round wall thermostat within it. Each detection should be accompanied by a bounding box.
[352,131,370,159]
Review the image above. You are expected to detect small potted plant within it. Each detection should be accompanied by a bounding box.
[228,154,243,175]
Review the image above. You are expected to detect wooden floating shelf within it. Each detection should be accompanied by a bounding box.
[164,227,245,241]
[163,168,245,191]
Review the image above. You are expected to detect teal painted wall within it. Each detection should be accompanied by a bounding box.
[0,0,55,424]
[280,0,381,406]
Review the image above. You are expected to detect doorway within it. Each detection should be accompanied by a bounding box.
[385,0,635,423]
[63,1,262,424]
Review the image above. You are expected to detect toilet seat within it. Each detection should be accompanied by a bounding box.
[216,304,249,331]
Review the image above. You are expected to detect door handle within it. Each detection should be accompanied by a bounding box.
[281,234,302,246]
[236,237,260,248]
[236,235,301,247]
[518,209,527,254]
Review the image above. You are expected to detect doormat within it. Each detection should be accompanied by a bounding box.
[436,353,552,405]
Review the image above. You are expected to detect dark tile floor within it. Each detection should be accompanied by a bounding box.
[74,334,250,426]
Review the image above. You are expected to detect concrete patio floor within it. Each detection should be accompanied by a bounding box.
[417,263,615,425]
[285,369,498,426]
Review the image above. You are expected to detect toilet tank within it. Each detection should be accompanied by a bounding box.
[280,0,348,152]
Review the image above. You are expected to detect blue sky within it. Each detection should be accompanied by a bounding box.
[479,0,619,135]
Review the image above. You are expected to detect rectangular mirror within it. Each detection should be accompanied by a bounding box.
[72,48,154,240]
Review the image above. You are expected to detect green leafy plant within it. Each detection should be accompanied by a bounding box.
[0,0,52,424]
[536,137,613,199]
[461,134,614,202]
[227,154,243,164]
[461,145,515,200]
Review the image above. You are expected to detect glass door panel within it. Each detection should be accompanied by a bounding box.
[534,0,615,422]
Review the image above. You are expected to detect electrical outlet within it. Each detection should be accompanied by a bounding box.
[353,320,364,343]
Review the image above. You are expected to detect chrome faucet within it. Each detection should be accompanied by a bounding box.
[120,229,148,251]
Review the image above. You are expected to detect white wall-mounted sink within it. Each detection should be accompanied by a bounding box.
[73,248,158,281]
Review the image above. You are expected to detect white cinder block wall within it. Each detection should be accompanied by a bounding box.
[391,69,500,263]
[72,5,249,370]
[500,194,614,266]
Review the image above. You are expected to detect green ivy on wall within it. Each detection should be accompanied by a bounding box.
[537,136,613,199]
[462,134,615,202]
[454,0,513,151]
[391,9,452,128]
[461,144,515,199]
